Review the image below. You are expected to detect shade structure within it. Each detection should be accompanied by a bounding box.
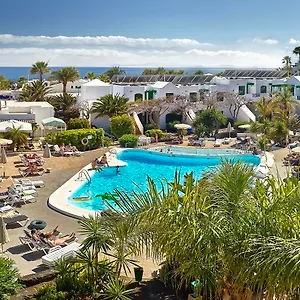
[0,120,32,133]
[174,123,192,130]
[0,217,9,254]
[42,117,66,128]
[1,147,7,164]
[292,147,300,153]
[238,124,251,129]
[0,139,12,146]
[43,143,51,158]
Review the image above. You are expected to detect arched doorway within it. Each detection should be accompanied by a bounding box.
[134,93,143,101]
[260,85,267,93]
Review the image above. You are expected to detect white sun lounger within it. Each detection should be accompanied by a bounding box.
[17,179,45,188]
[42,242,81,267]
[214,139,222,147]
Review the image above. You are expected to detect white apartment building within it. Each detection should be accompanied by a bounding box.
[78,70,290,131]
[0,101,54,126]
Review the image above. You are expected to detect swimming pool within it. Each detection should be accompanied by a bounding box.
[69,149,260,212]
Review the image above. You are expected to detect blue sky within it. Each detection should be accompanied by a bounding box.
[0,0,299,67]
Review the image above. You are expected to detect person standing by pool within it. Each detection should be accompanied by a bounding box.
[116,166,120,174]
[99,154,108,166]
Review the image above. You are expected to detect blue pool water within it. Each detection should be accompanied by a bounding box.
[70,149,260,211]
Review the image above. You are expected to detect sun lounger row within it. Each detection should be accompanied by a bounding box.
[53,145,82,156]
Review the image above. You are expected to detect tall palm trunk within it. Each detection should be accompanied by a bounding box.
[63,83,67,93]
[39,73,43,82]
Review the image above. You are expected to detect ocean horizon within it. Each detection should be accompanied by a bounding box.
[0,66,225,82]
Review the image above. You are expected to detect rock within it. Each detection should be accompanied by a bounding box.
[19,269,58,287]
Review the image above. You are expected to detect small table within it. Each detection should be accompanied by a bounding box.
[29,220,47,230]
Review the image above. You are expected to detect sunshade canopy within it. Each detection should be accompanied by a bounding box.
[42,117,66,127]
[174,123,192,130]
[0,120,32,132]
[238,124,251,129]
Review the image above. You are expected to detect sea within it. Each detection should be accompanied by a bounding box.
[0,67,225,82]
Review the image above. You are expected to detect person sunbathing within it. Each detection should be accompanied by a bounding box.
[31,226,59,241]
[47,232,76,246]
[99,154,108,166]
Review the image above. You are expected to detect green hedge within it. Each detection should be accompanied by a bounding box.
[119,134,138,148]
[67,118,91,130]
[145,129,163,138]
[110,115,135,138]
[47,128,104,151]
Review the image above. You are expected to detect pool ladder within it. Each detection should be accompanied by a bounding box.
[78,170,91,184]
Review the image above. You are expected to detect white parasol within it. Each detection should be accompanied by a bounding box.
[238,124,251,129]
[174,124,192,130]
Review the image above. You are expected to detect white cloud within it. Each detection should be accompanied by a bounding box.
[289,38,300,45]
[0,34,212,49]
[0,33,285,67]
[0,47,282,68]
[252,38,278,45]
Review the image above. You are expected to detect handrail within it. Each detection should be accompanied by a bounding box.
[78,169,91,183]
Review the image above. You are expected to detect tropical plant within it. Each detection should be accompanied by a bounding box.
[0,76,12,90]
[17,76,27,89]
[194,69,204,75]
[105,66,126,79]
[293,46,300,62]
[99,74,111,83]
[193,108,226,136]
[281,55,292,76]
[30,61,51,82]
[85,71,97,80]
[67,118,91,130]
[4,126,28,150]
[0,257,22,299]
[110,115,135,139]
[101,278,134,300]
[51,67,79,93]
[47,93,78,121]
[91,94,129,119]
[119,134,138,148]
[18,81,51,102]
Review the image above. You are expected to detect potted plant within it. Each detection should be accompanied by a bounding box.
[188,280,203,300]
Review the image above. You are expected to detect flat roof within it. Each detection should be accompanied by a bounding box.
[5,101,53,108]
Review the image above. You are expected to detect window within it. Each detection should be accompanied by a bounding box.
[134,93,143,101]
[166,93,174,98]
[238,86,245,95]
[260,85,267,93]
[71,86,73,89]
[189,92,197,102]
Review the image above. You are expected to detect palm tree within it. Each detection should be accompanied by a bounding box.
[85,72,96,81]
[18,81,51,101]
[16,76,27,89]
[195,69,204,75]
[91,94,129,118]
[99,74,110,83]
[281,56,292,76]
[293,46,300,62]
[51,67,79,93]
[30,61,51,82]
[4,127,28,150]
[105,67,125,79]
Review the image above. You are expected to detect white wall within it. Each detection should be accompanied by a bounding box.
[80,85,111,102]
[154,83,178,99]
[123,86,146,102]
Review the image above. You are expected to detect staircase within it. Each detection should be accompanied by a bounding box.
[131,111,144,135]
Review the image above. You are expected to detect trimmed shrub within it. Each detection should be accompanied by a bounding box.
[145,129,163,138]
[44,132,57,145]
[53,128,104,151]
[67,118,91,130]
[119,134,138,148]
[110,115,135,138]
[103,136,113,147]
